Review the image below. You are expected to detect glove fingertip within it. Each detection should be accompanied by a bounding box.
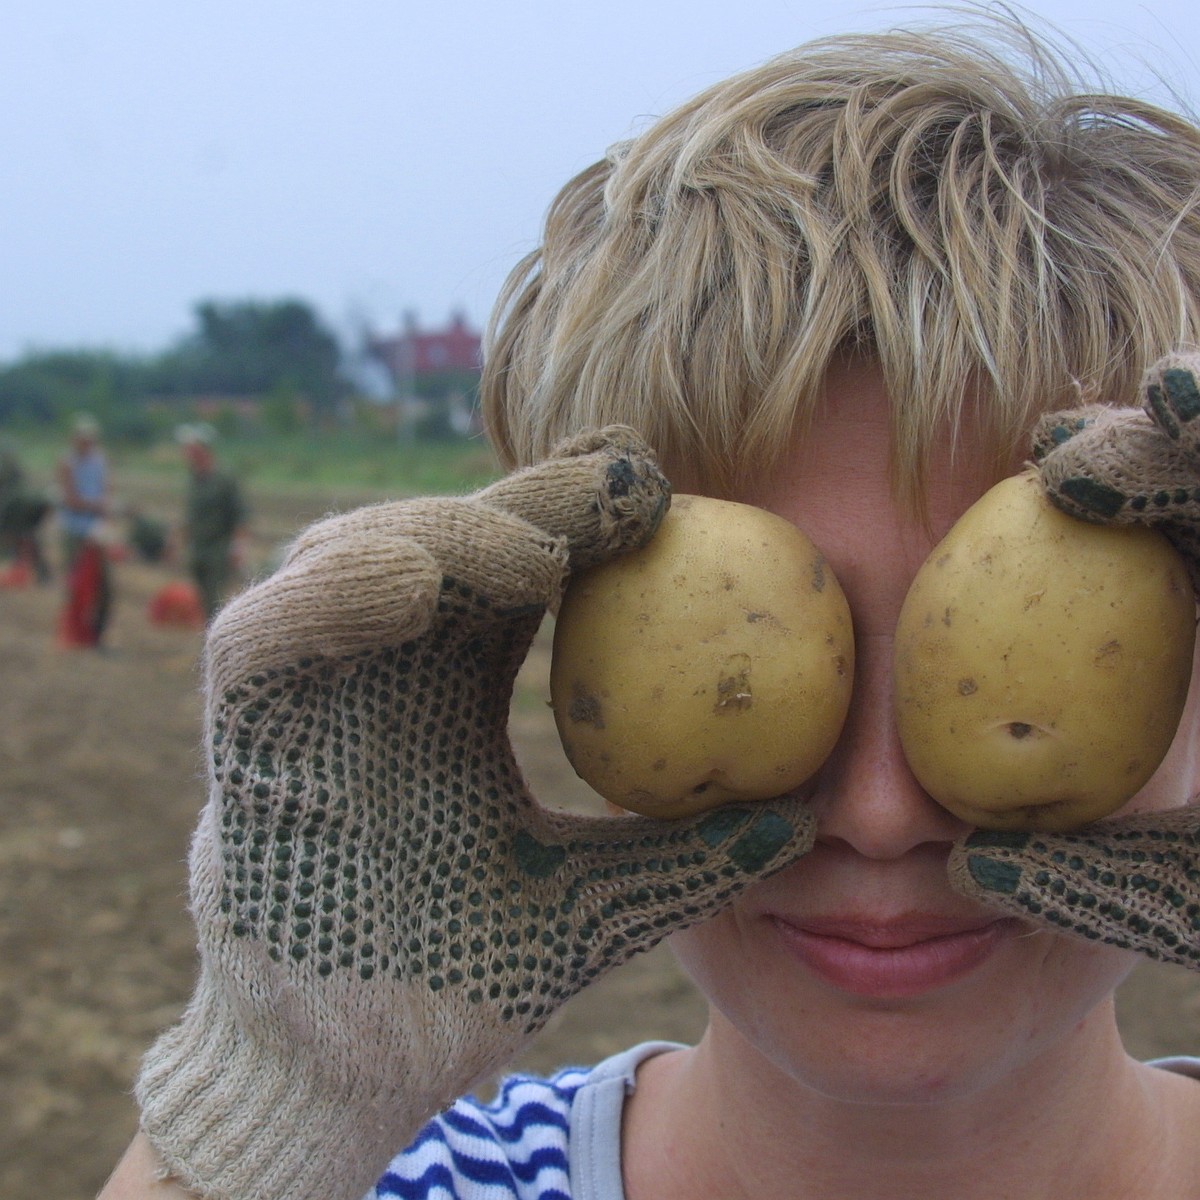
[1144,352,1200,453]
[687,801,816,877]
[960,851,1025,896]
[550,424,652,461]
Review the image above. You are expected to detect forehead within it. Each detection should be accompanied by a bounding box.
[664,357,1028,517]
[747,362,1016,524]
[730,362,1022,632]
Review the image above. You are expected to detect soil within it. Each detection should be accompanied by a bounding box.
[3,486,1200,1199]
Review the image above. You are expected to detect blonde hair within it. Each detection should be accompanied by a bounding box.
[481,17,1200,502]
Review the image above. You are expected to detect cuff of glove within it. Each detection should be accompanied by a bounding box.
[135,983,420,1200]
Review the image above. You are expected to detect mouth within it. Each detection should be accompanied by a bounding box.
[770,913,1024,999]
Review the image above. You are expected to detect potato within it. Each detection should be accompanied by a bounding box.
[550,494,854,818]
[893,469,1196,832]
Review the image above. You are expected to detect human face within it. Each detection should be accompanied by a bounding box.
[669,360,1200,1106]
[184,442,213,474]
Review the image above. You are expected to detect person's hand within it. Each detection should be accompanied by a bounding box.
[1027,351,1200,580]
[949,810,1200,968]
[948,353,1200,968]
[135,426,817,1200]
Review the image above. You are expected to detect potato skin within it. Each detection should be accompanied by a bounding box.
[893,470,1197,832]
[550,494,854,818]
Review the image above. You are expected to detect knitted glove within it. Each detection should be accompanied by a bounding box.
[949,353,1200,968]
[135,426,816,1200]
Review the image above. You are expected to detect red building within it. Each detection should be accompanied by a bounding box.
[366,311,483,436]
[368,311,482,389]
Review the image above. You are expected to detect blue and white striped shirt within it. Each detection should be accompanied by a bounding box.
[368,1046,1200,1199]
[368,1042,679,1200]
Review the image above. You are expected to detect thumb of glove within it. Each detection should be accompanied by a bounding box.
[948,808,1200,969]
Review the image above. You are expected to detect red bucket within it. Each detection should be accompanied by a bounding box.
[147,580,206,629]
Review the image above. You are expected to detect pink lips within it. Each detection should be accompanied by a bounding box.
[772,914,1022,998]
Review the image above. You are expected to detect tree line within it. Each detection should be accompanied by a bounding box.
[0,299,355,442]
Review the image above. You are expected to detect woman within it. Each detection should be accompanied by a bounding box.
[102,16,1200,1198]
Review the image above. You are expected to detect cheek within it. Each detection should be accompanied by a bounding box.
[1016,937,1143,1065]
[669,910,742,1000]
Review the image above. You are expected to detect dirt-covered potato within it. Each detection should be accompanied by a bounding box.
[893,469,1197,832]
[550,494,854,818]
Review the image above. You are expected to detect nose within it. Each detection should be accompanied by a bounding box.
[811,634,971,857]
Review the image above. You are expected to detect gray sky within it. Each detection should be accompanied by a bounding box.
[2,1,1197,361]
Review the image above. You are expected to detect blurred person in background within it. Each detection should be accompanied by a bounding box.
[56,413,112,647]
[0,437,51,583]
[176,423,249,620]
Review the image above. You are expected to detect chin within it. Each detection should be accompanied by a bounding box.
[760,1012,1045,1107]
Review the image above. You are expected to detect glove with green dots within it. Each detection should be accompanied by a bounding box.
[950,353,1200,967]
[134,426,815,1200]
[950,811,1200,967]
[1030,350,1200,579]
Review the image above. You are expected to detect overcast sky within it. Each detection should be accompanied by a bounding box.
[2,1,1197,361]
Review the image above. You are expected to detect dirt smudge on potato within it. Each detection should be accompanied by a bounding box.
[715,654,752,713]
[568,683,605,729]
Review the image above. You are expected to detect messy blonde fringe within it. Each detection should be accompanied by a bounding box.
[482,15,1200,504]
